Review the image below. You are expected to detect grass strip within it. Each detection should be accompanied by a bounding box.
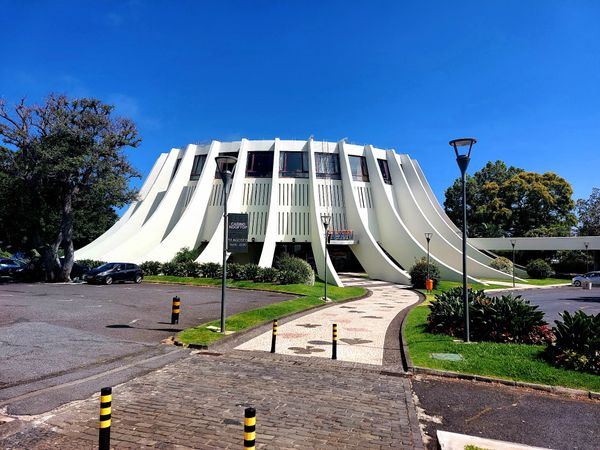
[405,304,600,392]
[416,280,506,302]
[144,275,366,346]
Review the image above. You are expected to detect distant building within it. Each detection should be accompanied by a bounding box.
[76,138,515,286]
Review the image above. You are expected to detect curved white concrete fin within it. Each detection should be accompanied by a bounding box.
[76,150,178,260]
[364,147,464,282]
[258,138,281,268]
[307,139,343,287]
[197,139,250,263]
[102,145,197,261]
[142,141,222,262]
[338,141,411,284]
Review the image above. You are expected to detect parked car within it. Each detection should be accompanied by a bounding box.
[0,258,28,280]
[572,271,600,287]
[83,262,143,285]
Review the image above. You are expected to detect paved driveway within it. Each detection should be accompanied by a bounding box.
[0,281,293,414]
[490,285,600,323]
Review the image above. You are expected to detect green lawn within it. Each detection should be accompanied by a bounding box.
[416,280,506,301]
[145,275,366,346]
[481,277,571,286]
[405,304,600,392]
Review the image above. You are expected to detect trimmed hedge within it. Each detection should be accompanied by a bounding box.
[490,256,513,274]
[526,258,553,279]
[409,257,441,289]
[274,254,315,285]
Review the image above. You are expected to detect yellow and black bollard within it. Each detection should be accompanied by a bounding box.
[270,319,278,353]
[98,387,112,450]
[171,296,181,324]
[332,323,338,360]
[244,407,256,449]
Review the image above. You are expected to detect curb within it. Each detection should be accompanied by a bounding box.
[399,295,600,402]
[174,288,373,350]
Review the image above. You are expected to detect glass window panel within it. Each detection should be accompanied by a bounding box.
[279,152,308,178]
[190,155,206,180]
[349,156,369,181]
[377,159,392,184]
[246,151,274,177]
[315,153,341,179]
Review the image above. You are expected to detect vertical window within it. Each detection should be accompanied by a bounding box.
[190,155,206,180]
[349,155,369,182]
[171,158,182,181]
[279,151,309,178]
[315,153,341,179]
[377,159,392,184]
[246,152,274,177]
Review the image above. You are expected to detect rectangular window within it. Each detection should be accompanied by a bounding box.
[214,152,239,178]
[377,159,392,184]
[190,155,206,180]
[315,153,341,179]
[246,151,274,178]
[349,155,369,182]
[279,151,309,178]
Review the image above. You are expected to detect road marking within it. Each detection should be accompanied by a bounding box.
[129,319,139,324]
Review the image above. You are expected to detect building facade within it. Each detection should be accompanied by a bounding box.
[75,138,515,286]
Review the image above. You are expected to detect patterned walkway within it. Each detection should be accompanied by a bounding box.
[236,275,418,366]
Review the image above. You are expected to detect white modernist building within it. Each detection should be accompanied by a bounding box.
[76,138,517,287]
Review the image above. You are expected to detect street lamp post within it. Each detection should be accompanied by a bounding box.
[510,239,516,288]
[215,155,238,334]
[321,214,331,302]
[449,137,477,343]
[584,241,590,272]
[425,232,432,291]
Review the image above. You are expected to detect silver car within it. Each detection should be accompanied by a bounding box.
[572,271,600,287]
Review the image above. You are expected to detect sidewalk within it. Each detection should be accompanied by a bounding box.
[236,275,419,365]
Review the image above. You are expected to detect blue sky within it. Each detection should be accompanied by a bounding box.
[2,1,599,211]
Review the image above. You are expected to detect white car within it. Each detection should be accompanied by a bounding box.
[572,271,600,287]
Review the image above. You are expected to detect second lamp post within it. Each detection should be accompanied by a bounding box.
[449,137,477,343]
[321,214,331,302]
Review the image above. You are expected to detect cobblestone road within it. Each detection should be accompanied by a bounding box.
[0,350,424,449]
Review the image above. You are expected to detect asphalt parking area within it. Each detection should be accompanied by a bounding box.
[0,281,294,414]
[490,285,600,322]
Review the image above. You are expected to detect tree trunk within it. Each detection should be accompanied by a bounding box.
[60,191,75,282]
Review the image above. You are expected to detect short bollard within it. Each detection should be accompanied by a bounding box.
[98,387,112,450]
[270,319,278,353]
[244,407,256,449]
[171,296,181,324]
[332,323,338,360]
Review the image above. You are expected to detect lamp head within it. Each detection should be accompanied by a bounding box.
[321,214,331,229]
[215,155,238,181]
[510,239,516,247]
[425,232,432,242]
[449,137,477,159]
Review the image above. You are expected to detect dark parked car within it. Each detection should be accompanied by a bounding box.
[83,262,143,285]
[0,258,28,280]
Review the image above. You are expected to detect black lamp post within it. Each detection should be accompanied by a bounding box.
[215,155,238,333]
[425,232,432,291]
[510,239,516,288]
[321,214,331,302]
[449,137,477,343]
[584,241,590,272]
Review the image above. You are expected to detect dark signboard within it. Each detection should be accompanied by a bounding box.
[227,213,248,253]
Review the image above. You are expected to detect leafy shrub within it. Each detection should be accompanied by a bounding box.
[200,262,222,278]
[171,247,200,264]
[526,258,553,279]
[181,261,202,277]
[227,263,247,280]
[545,311,600,374]
[256,267,280,283]
[160,261,187,277]
[428,287,550,344]
[490,256,513,274]
[140,261,162,275]
[243,264,261,281]
[409,257,441,289]
[76,259,106,269]
[274,255,315,285]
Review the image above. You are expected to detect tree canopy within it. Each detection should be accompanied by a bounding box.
[576,188,600,236]
[0,94,140,280]
[443,160,576,238]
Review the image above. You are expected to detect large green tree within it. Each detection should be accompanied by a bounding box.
[576,188,600,236]
[0,95,140,281]
[444,160,576,237]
